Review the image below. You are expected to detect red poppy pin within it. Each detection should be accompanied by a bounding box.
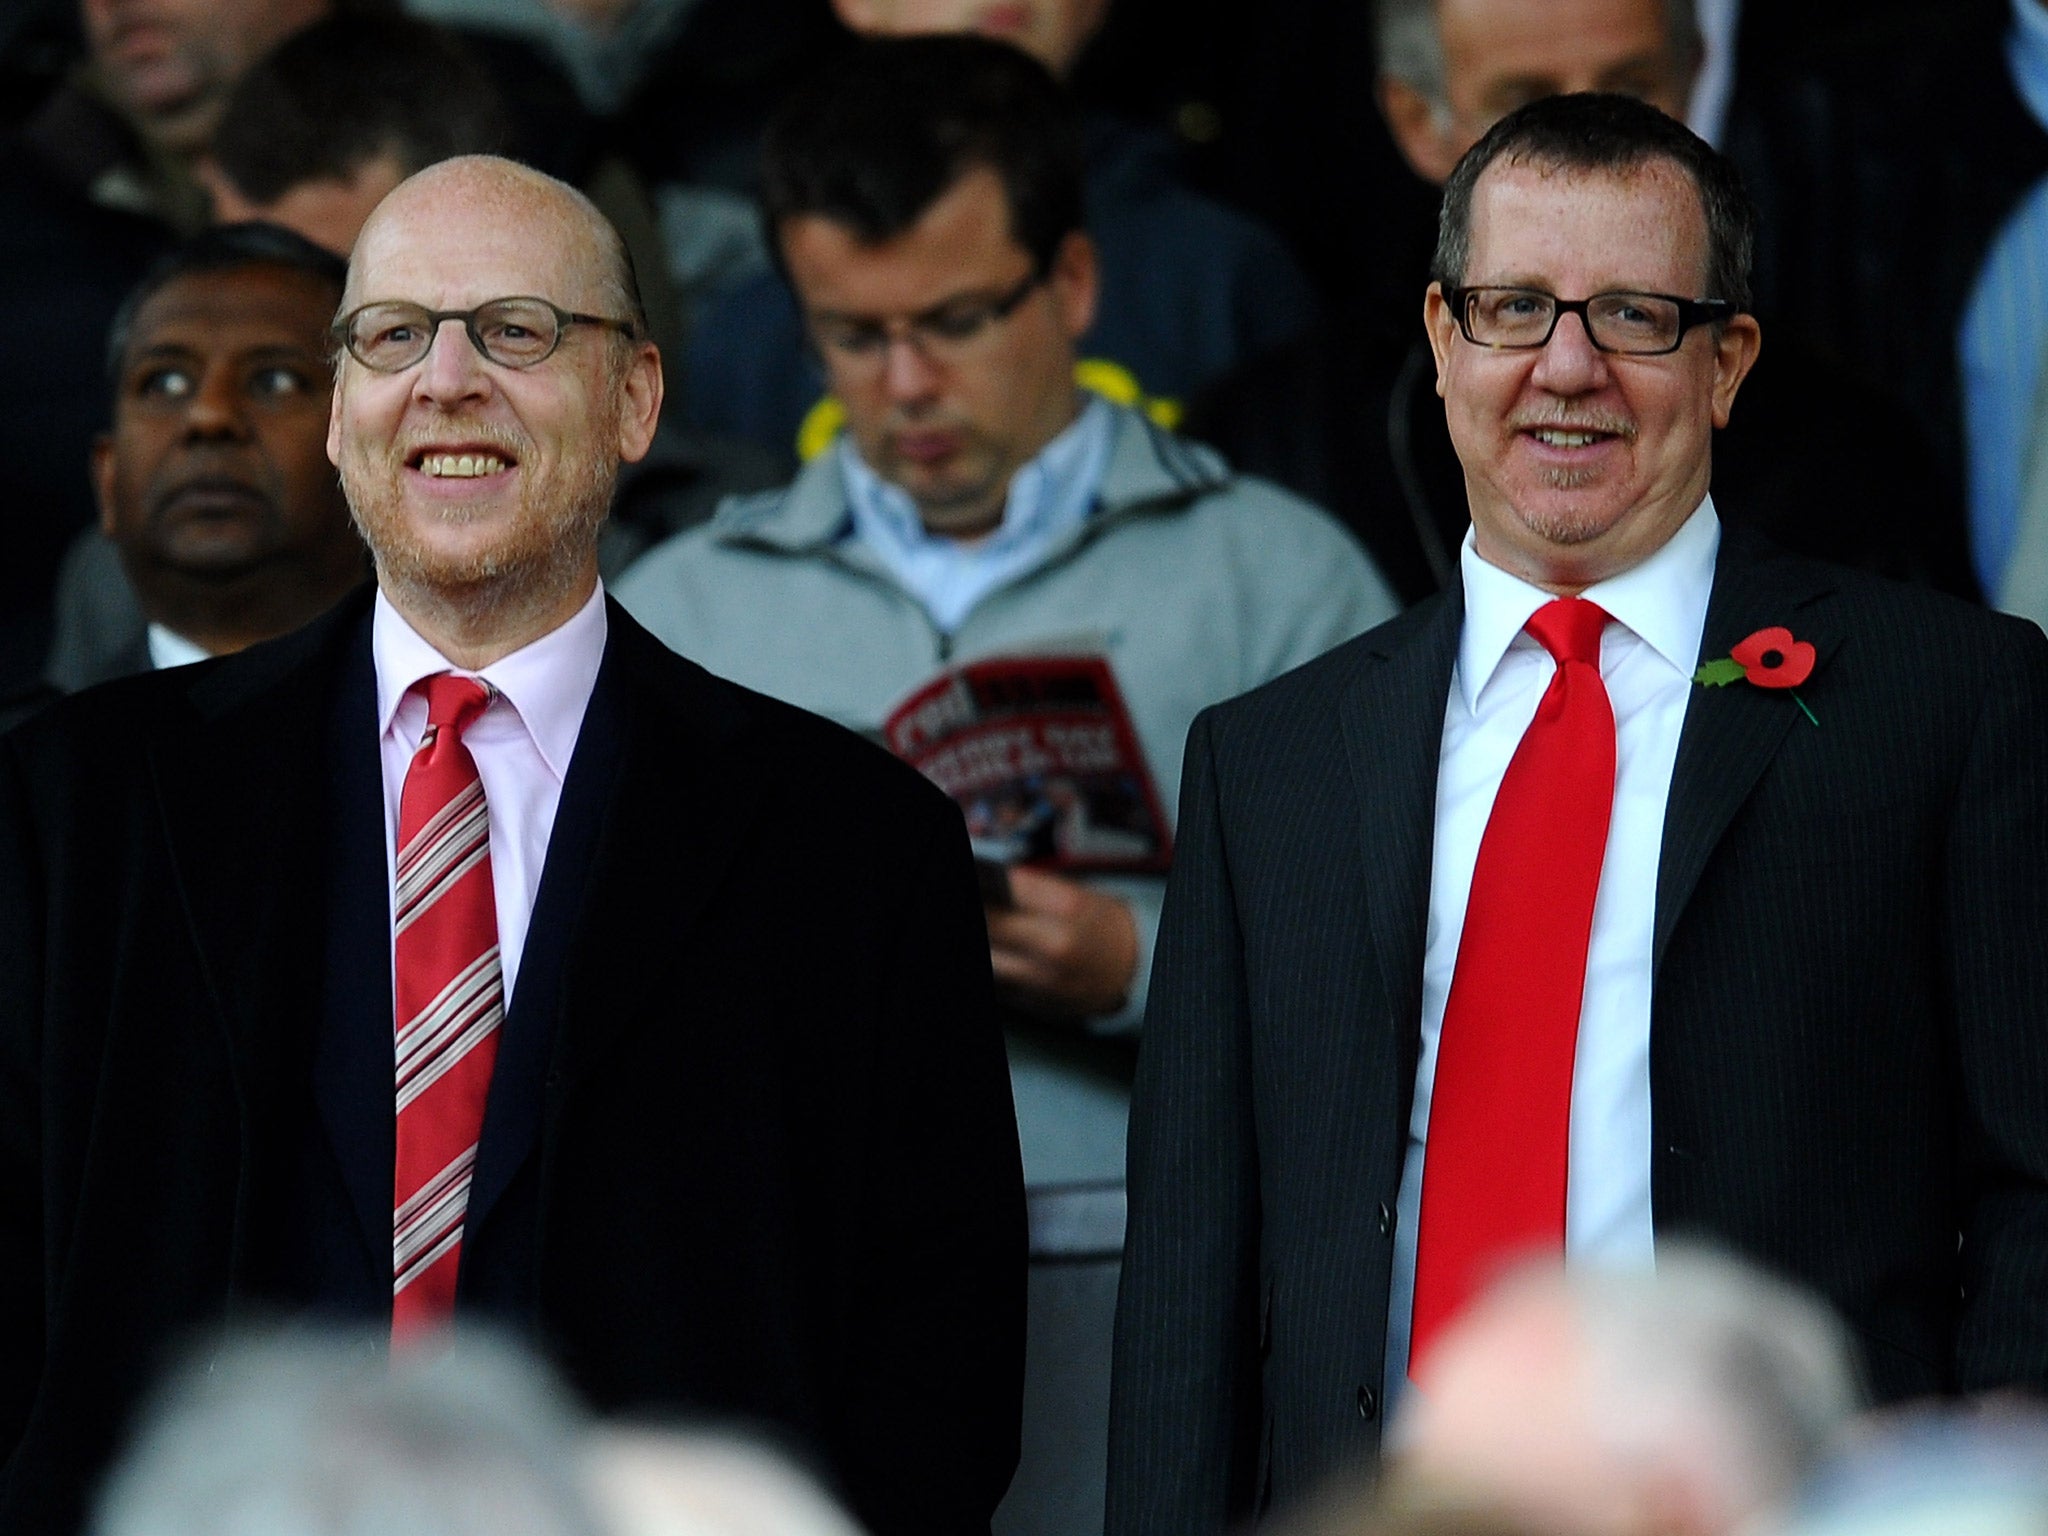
[1693,626,1819,726]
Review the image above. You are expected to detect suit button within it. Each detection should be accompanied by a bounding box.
[1357,1386,1378,1420]
[1377,1202,1394,1237]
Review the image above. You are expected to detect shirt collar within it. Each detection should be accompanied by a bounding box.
[2011,0,2048,134]
[146,623,210,671]
[1456,496,1721,714]
[373,581,608,781]
[837,393,1114,561]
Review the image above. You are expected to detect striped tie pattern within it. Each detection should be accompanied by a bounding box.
[392,673,503,1340]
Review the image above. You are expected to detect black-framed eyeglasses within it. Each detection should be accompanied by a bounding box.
[806,268,1046,371]
[1446,286,1739,356]
[332,297,640,372]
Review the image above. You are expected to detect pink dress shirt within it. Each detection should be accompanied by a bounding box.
[373,582,608,1006]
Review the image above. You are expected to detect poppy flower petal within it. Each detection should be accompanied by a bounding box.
[1729,626,1794,670]
[1729,626,1815,688]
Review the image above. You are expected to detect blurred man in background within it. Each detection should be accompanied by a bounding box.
[619,36,1392,1192]
[0,0,346,697]
[682,3,1316,460]
[203,13,510,254]
[43,222,365,696]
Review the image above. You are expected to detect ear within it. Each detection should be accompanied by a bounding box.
[1709,313,1762,429]
[614,341,665,463]
[91,433,117,538]
[1379,76,1460,185]
[1048,230,1099,341]
[1424,282,1458,399]
[326,373,345,467]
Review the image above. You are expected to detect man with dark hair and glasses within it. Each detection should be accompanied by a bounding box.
[619,34,1394,1196]
[0,153,1027,1536]
[681,16,1315,460]
[1110,91,2048,1534]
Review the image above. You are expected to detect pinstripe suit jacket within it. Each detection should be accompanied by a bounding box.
[1107,528,2048,1533]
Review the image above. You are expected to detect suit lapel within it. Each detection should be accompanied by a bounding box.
[1653,531,1843,972]
[467,605,772,1227]
[1339,591,1463,1078]
[465,627,628,1230]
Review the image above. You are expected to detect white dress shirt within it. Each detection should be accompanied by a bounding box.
[1382,500,1720,1416]
[373,582,608,1008]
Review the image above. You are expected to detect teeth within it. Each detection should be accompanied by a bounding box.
[1532,429,1603,448]
[420,453,506,477]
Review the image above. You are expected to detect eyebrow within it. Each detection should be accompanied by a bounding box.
[122,340,331,382]
[129,340,326,364]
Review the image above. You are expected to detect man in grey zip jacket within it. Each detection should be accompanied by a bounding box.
[616,36,1394,1186]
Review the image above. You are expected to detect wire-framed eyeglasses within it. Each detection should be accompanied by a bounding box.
[806,269,1046,372]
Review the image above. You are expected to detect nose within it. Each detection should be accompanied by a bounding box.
[182,361,250,441]
[1530,308,1610,394]
[412,317,491,408]
[878,329,942,406]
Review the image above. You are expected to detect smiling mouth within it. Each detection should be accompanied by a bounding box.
[1524,427,1621,449]
[408,448,514,478]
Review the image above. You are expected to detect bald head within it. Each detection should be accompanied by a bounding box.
[348,156,644,336]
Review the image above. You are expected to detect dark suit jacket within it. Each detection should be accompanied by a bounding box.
[0,591,1027,1536]
[1105,529,2048,1532]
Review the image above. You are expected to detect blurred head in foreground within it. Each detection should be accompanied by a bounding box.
[92,1328,602,1536]
[1770,1409,2048,1536]
[1387,1250,1863,1536]
[586,1426,870,1536]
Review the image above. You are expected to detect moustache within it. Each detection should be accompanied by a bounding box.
[1508,408,1637,440]
[385,419,531,464]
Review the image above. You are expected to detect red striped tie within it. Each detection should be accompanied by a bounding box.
[1410,597,1616,1371]
[391,673,503,1341]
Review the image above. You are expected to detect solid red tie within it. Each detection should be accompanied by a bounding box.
[1410,597,1616,1371]
[391,673,503,1341]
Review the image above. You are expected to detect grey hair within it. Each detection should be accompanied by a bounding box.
[92,1327,606,1536]
[1501,1247,1864,1527]
[1373,0,1704,104]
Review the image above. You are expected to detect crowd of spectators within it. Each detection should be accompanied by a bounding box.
[3,0,2044,1530]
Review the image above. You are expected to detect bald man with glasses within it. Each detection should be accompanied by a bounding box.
[0,154,1027,1536]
